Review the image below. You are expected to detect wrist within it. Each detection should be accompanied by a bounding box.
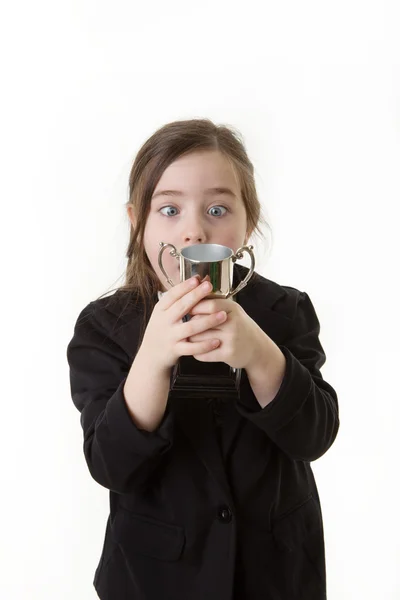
[246,328,282,377]
[243,325,271,371]
[136,344,172,380]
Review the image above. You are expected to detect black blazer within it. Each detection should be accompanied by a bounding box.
[66,265,339,600]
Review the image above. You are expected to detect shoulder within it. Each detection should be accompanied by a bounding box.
[71,289,149,343]
[68,289,148,364]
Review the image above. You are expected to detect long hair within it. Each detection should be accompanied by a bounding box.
[98,118,272,344]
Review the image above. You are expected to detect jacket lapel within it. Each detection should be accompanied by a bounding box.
[233,264,293,345]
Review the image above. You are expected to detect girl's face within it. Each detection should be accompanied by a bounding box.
[129,149,249,291]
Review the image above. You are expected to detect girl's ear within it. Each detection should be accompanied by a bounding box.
[127,204,136,228]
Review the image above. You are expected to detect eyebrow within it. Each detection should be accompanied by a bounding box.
[152,187,237,200]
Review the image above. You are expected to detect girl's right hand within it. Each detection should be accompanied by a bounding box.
[139,276,228,373]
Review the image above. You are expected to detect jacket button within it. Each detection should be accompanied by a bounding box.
[217,506,233,523]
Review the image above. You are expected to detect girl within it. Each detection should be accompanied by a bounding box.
[67,118,339,600]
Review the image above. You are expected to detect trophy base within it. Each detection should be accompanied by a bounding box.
[169,355,241,400]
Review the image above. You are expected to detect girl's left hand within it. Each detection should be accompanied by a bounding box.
[187,297,267,369]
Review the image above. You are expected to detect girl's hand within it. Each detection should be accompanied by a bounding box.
[139,277,229,373]
[187,297,266,369]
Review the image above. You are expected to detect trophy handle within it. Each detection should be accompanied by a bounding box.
[158,242,179,287]
[227,245,255,298]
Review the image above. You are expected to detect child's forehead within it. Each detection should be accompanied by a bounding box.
[154,150,240,189]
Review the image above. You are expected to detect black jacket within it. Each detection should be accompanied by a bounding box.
[66,265,339,600]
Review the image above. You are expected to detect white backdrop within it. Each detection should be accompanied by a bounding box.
[2,1,399,598]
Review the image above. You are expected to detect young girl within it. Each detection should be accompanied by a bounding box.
[67,118,339,600]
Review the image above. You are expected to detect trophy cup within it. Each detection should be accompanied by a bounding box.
[158,242,255,401]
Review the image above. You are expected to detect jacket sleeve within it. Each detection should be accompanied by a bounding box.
[236,290,339,462]
[66,301,174,494]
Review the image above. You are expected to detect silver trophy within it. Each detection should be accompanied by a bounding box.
[158,242,255,400]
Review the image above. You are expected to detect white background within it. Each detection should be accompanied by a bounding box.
[1,1,399,598]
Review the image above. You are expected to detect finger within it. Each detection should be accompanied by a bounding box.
[178,338,221,357]
[192,349,221,362]
[188,331,218,343]
[168,280,215,322]
[190,298,235,316]
[187,320,227,342]
[176,311,227,341]
[158,275,201,311]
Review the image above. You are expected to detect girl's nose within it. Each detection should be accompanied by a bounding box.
[182,221,207,245]
[183,233,205,244]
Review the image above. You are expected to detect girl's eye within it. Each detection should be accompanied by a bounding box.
[159,206,179,217]
[208,205,227,217]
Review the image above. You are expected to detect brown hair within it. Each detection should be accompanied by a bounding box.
[98,118,272,337]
